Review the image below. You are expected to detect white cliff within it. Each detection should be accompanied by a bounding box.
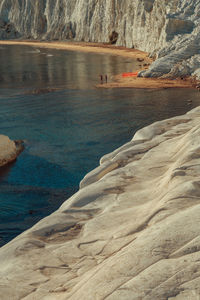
[0,0,200,78]
[1,107,200,299]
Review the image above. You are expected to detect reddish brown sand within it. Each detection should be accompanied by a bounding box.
[0,40,197,89]
[97,73,196,89]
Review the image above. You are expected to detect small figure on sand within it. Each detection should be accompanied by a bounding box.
[105,74,108,83]
[100,75,103,84]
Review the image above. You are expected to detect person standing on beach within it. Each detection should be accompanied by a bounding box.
[105,75,108,83]
[100,75,103,84]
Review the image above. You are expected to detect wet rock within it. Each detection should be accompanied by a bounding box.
[0,135,23,167]
[14,140,24,155]
[24,88,60,95]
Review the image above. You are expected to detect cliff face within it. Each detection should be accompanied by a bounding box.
[1,107,200,299]
[0,0,200,78]
[0,0,168,51]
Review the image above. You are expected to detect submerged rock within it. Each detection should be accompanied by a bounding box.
[24,87,60,95]
[1,107,200,299]
[0,0,200,78]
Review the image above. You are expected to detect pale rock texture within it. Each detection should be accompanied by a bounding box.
[0,135,23,167]
[1,107,200,299]
[0,0,200,78]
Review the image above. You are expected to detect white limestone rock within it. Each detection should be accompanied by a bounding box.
[139,0,200,78]
[1,107,200,299]
[0,0,200,78]
[0,135,23,167]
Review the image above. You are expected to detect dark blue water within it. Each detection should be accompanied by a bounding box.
[0,45,200,246]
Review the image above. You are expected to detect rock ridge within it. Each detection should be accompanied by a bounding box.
[1,107,200,299]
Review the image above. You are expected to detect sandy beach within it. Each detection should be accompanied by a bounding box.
[0,40,196,89]
[97,73,196,89]
[0,40,151,60]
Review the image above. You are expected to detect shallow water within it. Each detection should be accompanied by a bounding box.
[0,45,200,246]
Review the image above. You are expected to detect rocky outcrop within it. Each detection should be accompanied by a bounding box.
[0,0,200,78]
[0,135,23,167]
[1,107,200,299]
[141,0,200,79]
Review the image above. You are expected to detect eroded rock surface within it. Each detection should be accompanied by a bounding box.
[0,0,200,78]
[1,107,200,299]
[0,135,23,167]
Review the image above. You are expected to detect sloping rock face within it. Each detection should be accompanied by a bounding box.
[141,0,200,79]
[0,0,200,78]
[1,107,200,299]
[0,135,23,167]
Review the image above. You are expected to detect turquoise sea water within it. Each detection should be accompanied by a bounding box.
[0,45,200,246]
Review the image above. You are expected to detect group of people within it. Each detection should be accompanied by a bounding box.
[100,74,108,84]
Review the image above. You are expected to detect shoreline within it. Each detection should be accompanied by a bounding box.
[0,40,197,89]
[0,39,151,60]
[97,73,196,89]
